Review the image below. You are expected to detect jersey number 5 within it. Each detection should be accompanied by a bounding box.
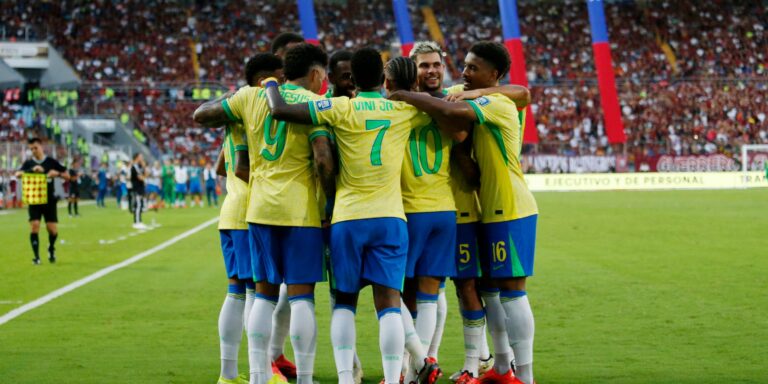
[262,113,287,161]
[365,119,391,166]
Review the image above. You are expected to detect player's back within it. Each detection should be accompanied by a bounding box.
[309,92,431,223]
[401,121,455,213]
[225,84,328,227]
[219,123,249,230]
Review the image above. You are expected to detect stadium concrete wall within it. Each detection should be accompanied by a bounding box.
[524,172,767,192]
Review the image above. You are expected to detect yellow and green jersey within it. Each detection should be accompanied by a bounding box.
[401,121,455,213]
[446,85,537,222]
[308,91,431,224]
[218,122,249,230]
[450,162,481,224]
[223,84,331,227]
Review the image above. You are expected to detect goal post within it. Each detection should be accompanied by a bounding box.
[741,144,768,182]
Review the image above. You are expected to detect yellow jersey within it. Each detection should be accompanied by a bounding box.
[464,92,538,222]
[308,91,431,224]
[218,123,249,230]
[401,121,455,213]
[223,84,331,227]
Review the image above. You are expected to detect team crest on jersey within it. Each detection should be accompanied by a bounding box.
[475,96,490,106]
[316,99,332,111]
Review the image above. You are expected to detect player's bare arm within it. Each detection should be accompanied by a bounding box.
[389,90,475,142]
[192,91,235,127]
[262,82,314,125]
[311,136,336,199]
[234,151,249,183]
[215,149,226,177]
[445,84,531,107]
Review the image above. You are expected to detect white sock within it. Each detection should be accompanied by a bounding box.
[482,290,513,374]
[219,286,246,379]
[428,289,447,359]
[460,309,485,376]
[332,307,356,384]
[479,323,491,360]
[379,309,405,384]
[270,284,291,361]
[290,296,317,384]
[415,294,438,352]
[248,295,277,384]
[244,287,255,329]
[501,291,534,384]
[401,300,425,383]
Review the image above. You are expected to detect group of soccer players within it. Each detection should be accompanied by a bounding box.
[194,32,538,384]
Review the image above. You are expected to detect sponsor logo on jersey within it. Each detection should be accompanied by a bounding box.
[475,96,490,106]
[316,99,332,111]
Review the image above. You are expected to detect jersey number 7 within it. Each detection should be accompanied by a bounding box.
[365,119,391,166]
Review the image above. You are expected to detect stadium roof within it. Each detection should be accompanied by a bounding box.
[39,48,80,89]
[0,58,24,89]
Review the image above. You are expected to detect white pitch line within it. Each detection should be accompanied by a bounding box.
[0,217,218,326]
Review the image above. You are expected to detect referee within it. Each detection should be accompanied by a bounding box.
[130,153,149,230]
[16,138,69,264]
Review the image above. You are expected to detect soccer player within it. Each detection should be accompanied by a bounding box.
[130,153,149,230]
[146,161,162,210]
[67,157,82,217]
[95,162,109,208]
[262,48,455,384]
[195,43,335,384]
[204,161,218,207]
[188,160,204,207]
[390,41,536,384]
[116,160,128,209]
[161,158,175,207]
[17,138,69,264]
[174,158,188,208]
[327,50,355,98]
[271,32,305,59]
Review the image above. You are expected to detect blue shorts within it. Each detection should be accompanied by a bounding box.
[405,212,457,278]
[248,223,324,285]
[189,182,202,194]
[220,230,252,280]
[479,215,538,278]
[455,222,482,279]
[176,183,187,194]
[330,218,408,293]
[146,184,161,195]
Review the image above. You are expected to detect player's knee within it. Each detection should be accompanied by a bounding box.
[417,276,442,295]
[255,281,280,296]
[30,222,40,233]
[495,277,526,292]
[334,291,358,308]
[372,285,401,312]
[286,283,315,297]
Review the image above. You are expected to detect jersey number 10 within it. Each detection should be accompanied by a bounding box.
[409,124,443,176]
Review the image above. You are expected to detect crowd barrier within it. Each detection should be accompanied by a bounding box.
[524,172,767,192]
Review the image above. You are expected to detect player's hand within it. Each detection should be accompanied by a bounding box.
[388,90,405,101]
[445,90,483,102]
[32,165,44,173]
[47,170,59,178]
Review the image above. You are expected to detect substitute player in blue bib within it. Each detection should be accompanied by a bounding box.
[391,41,536,384]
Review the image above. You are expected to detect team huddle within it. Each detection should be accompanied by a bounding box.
[194,33,538,384]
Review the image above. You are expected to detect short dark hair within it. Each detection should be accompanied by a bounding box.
[351,47,383,90]
[28,137,42,145]
[283,43,328,81]
[469,41,510,80]
[245,53,283,86]
[385,57,417,91]
[271,32,305,54]
[133,152,142,160]
[329,50,353,73]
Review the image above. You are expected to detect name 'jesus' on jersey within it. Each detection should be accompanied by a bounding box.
[223,84,331,227]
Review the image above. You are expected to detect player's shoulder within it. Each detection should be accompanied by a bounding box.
[444,84,465,95]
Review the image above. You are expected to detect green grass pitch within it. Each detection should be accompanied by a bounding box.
[1,189,766,383]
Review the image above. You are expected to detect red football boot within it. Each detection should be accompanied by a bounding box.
[478,367,524,384]
[272,354,296,379]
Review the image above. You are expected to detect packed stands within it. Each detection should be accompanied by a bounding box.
[1,0,766,167]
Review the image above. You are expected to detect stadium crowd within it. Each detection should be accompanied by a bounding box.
[1,0,766,162]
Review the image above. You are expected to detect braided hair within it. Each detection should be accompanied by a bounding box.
[385,56,417,91]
